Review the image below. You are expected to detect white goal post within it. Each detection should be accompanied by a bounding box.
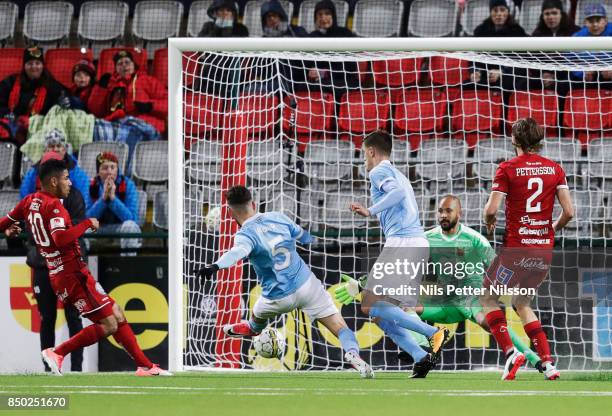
[168,37,612,373]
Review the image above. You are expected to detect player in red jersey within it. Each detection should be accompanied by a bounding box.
[482,118,574,381]
[0,158,171,376]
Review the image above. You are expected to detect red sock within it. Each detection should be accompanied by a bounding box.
[486,310,514,356]
[55,324,106,356]
[112,320,153,368]
[524,320,552,364]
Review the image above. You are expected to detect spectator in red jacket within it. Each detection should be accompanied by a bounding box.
[88,50,167,134]
[68,60,96,112]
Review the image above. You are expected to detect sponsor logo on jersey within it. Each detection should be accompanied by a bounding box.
[74,299,87,313]
[496,265,514,285]
[519,227,549,236]
[53,209,60,214]
[46,258,64,269]
[30,202,40,211]
[520,238,551,245]
[519,216,550,226]
[50,217,65,230]
[513,257,549,270]
[57,288,68,302]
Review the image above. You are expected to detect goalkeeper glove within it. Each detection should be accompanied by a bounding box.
[196,264,219,278]
[334,274,367,305]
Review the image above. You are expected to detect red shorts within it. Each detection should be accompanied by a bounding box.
[484,248,553,291]
[51,266,115,322]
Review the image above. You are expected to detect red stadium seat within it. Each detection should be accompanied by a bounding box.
[338,90,391,146]
[182,51,201,87]
[451,89,503,147]
[0,48,23,82]
[184,92,227,140]
[372,58,423,87]
[237,93,279,138]
[428,56,469,86]
[97,47,147,79]
[507,90,558,136]
[45,48,94,88]
[152,48,168,87]
[394,88,447,149]
[564,89,612,145]
[282,92,334,136]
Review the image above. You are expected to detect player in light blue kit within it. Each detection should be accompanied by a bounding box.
[196,186,374,378]
[349,130,449,377]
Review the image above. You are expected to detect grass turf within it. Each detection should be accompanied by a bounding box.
[0,371,610,416]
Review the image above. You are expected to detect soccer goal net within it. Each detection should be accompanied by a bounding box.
[168,38,612,373]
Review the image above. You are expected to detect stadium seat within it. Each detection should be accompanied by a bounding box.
[153,190,168,230]
[322,189,368,229]
[461,190,487,227]
[0,142,16,187]
[353,0,404,37]
[133,0,184,56]
[132,141,169,183]
[461,0,492,36]
[0,48,23,82]
[305,139,355,181]
[428,56,469,87]
[184,92,228,143]
[393,88,447,150]
[414,190,435,227]
[451,89,504,147]
[244,0,294,37]
[182,52,203,87]
[188,1,212,37]
[23,1,73,48]
[576,0,612,24]
[237,93,280,138]
[587,138,612,180]
[97,47,148,79]
[262,187,301,220]
[0,1,18,46]
[298,0,349,34]
[20,154,34,180]
[415,138,466,182]
[472,145,513,180]
[152,48,168,87]
[186,139,223,184]
[45,48,94,89]
[0,190,19,217]
[136,189,147,227]
[507,90,559,137]
[246,139,284,182]
[338,90,391,146]
[78,1,129,58]
[408,0,458,37]
[372,58,423,88]
[572,189,606,235]
[563,89,612,145]
[78,142,129,179]
[282,92,335,143]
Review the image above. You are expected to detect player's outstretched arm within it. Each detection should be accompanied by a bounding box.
[195,241,252,279]
[483,191,504,235]
[553,188,575,233]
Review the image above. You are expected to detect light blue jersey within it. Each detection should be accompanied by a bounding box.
[234,212,313,300]
[369,160,424,238]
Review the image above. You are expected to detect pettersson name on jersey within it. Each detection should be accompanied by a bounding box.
[515,166,556,176]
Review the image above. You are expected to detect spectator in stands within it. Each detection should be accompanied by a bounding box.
[88,50,167,135]
[0,47,66,145]
[68,60,96,111]
[309,0,353,37]
[532,0,580,36]
[87,151,141,254]
[261,0,307,37]
[21,129,91,208]
[199,0,249,37]
[473,0,527,37]
[572,4,612,84]
[22,151,86,373]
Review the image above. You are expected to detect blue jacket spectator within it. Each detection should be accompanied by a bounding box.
[261,0,307,37]
[20,129,91,209]
[571,3,612,82]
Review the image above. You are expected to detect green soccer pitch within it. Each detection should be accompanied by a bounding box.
[1,371,611,416]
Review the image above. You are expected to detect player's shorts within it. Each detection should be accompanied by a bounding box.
[365,236,429,307]
[51,266,115,322]
[253,273,337,321]
[484,247,553,294]
[420,298,482,324]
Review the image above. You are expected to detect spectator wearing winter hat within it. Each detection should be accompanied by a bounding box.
[20,128,91,208]
[473,0,528,37]
[67,60,96,111]
[572,3,612,84]
[261,0,307,37]
[88,50,168,134]
[199,0,249,37]
[87,151,141,253]
[0,46,66,145]
[309,0,354,37]
[532,0,580,36]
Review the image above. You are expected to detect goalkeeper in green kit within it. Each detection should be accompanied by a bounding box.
[336,195,541,377]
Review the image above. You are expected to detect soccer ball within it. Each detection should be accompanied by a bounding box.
[205,206,222,232]
[253,328,285,359]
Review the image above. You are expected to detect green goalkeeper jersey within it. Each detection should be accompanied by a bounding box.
[424,224,496,307]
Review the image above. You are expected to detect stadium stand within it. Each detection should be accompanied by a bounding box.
[408,0,458,37]
[152,47,168,87]
[132,0,183,55]
[77,1,129,58]
[576,0,612,23]
[78,142,129,179]
[0,47,23,82]
[243,0,294,37]
[23,1,73,48]
[153,189,168,229]
[353,0,404,37]
[298,0,349,34]
[0,1,17,47]
[96,46,148,79]
[132,140,169,183]
[0,143,16,188]
[45,48,94,88]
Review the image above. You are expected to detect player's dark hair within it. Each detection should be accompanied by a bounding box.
[512,118,544,152]
[39,159,67,184]
[225,185,252,207]
[363,130,392,156]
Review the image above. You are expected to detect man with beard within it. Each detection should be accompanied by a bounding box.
[336,195,541,377]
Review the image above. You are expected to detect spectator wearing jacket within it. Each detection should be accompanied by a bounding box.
[261,0,307,37]
[67,60,96,112]
[572,3,612,84]
[86,152,141,253]
[532,0,580,36]
[473,0,528,37]
[199,0,249,37]
[88,50,168,134]
[309,0,353,37]
[20,129,91,209]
